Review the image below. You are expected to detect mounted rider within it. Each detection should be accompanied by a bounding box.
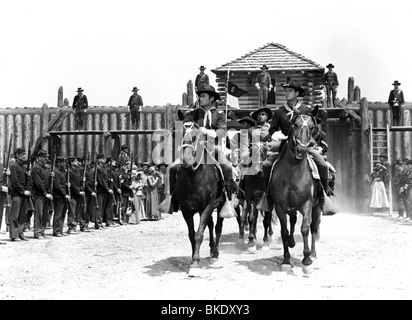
[259,79,332,208]
[168,85,235,214]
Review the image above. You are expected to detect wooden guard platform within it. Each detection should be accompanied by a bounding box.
[47,129,160,136]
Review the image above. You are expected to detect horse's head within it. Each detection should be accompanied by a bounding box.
[177,109,203,168]
[290,114,318,160]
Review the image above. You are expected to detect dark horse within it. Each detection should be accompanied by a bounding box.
[173,109,227,276]
[240,142,273,252]
[269,114,322,274]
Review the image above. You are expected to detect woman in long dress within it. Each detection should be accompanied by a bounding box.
[145,166,160,221]
[370,162,390,211]
[129,170,146,224]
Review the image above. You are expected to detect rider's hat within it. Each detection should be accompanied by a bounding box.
[282,80,305,97]
[250,107,272,121]
[195,84,220,101]
[237,116,256,128]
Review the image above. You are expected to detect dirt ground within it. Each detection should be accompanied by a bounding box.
[0,209,411,300]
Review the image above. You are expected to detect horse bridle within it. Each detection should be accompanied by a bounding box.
[290,115,315,160]
[180,121,204,170]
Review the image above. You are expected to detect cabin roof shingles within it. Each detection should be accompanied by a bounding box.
[212,42,324,73]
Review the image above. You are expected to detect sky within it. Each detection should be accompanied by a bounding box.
[0,0,411,108]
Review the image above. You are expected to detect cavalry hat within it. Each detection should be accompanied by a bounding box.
[156,163,167,169]
[326,63,335,68]
[199,65,206,70]
[195,84,220,101]
[14,148,26,155]
[392,80,401,86]
[68,156,77,163]
[282,80,306,97]
[121,144,129,150]
[132,87,139,92]
[37,149,49,157]
[237,116,256,128]
[140,162,150,168]
[251,107,272,121]
[260,64,269,70]
[96,153,105,159]
[379,153,388,159]
[76,87,84,92]
[56,156,66,163]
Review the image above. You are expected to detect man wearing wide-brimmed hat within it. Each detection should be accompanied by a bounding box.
[72,87,88,130]
[195,65,210,93]
[388,80,405,126]
[119,144,130,169]
[255,65,273,107]
[322,63,339,108]
[128,87,144,130]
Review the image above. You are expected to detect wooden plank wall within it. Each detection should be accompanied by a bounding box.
[214,70,324,108]
[0,104,177,166]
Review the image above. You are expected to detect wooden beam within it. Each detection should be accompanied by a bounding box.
[48,129,159,136]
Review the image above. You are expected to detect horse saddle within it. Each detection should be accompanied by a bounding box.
[269,154,320,183]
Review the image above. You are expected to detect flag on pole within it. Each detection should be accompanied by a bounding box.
[227,82,248,109]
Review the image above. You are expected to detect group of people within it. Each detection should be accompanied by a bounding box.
[167,76,336,215]
[369,153,412,221]
[0,144,169,244]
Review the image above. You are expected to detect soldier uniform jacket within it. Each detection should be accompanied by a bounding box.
[388,89,405,107]
[269,103,311,137]
[190,107,227,139]
[73,94,88,110]
[323,71,339,86]
[31,162,50,196]
[128,94,143,109]
[53,167,68,199]
[119,169,132,197]
[96,164,110,193]
[84,166,94,196]
[195,73,210,90]
[256,72,272,87]
[10,160,28,197]
[69,167,82,199]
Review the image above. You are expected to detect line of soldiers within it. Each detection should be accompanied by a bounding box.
[0,144,147,243]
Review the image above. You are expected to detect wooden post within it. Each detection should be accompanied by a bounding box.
[360,98,370,212]
[182,92,188,106]
[354,86,361,102]
[58,86,64,107]
[348,77,355,103]
[41,103,50,151]
[187,80,194,106]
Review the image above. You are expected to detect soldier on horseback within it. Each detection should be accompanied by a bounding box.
[167,85,235,214]
[260,79,332,207]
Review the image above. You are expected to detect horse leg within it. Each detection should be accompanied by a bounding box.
[207,215,216,257]
[242,201,249,232]
[247,203,258,253]
[288,210,297,248]
[276,205,292,270]
[310,204,322,259]
[261,210,272,251]
[212,216,224,261]
[182,210,196,260]
[300,202,314,274]
[235,206,244,244]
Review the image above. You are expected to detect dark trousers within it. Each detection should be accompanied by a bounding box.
[67,199,77,230]
[53,198,68,235]
[258,85,269,107]
[130,106,140,129]
[69,198,87,230]
[95,192,107,228]
[104,193,115,225]
[0,194,10,231]
[9,196,27,239]
[325,85,337,107]
[74,108,86,130]
[391,106,402,126]
[33,194,50,237]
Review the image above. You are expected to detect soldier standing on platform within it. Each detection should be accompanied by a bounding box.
[388,80,405,126]
[195,65,210,92]
[255,65,273,107]
[72,88,89,130]
[128,87,144,130]
[52,156,71,237]
[31,149,53,239]
[323,63,339,108]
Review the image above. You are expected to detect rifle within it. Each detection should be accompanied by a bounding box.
[81,151,88,214]
[109,159,117,206]
[93,153,99,210]
[25,142,35,212]
[49,153,56,213]
[66,158,71,199]
[3,134,13,207]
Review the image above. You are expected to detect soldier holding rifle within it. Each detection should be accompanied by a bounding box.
[95,153,114,229]
[104,157,118,227]
[52,156,71,237]
[9,148,30,242]
[1,137,13,243]
[31,149,53,239]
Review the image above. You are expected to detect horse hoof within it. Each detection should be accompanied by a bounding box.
[188,267,202,277]
[261,244,270,251]
[247,245,257,253]
[302,264,313,275]
[209,258,223,269]
[280,264,293,273]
